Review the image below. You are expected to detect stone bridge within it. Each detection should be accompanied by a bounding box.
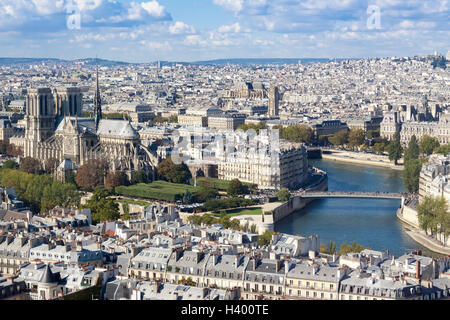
[296,191,404,200]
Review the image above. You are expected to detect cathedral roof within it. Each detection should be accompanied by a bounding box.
[56,117,96,135]
[97,119,139,139]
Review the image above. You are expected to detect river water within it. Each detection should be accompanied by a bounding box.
[274,159,431,257]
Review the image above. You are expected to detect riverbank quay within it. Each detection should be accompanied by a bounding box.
[321,149,404,171]
[265,168,329,225]
[397,199,450,255]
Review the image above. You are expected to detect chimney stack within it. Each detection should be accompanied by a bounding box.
[416,260,421,280]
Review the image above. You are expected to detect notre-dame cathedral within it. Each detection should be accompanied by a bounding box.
[17,69,157,178]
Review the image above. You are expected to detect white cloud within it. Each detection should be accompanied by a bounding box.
[141,1,168,18]
[218,23,241,33]
[213,0,243,12]
[169,21,196,35]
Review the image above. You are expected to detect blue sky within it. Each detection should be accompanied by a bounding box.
[0,0,448,62]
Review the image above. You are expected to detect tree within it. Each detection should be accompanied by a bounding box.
[320,241,337,254]
[182,189,193,204]
[41,181,81,213]
[227,179,244,196]
[402,159,424,193]
[417,196,449,239]
[75,159,109,191]
[279,125,314,144]
[24,174,54,212]
[276,188,291,202]
[339,241,368,255]
[404,135,420,162]
[435,144,450,155]
[157,157,175,181]
[257,230,275,246]
[130,170,149,185]
[170,163,191,184]
[193,187,218,203]
[82,187,120,224]
[328,130,349,146]
[348,129,366,148]
[419,135,440,156]
[237,123,267,134]
[105,171,127,191]
[44,157,59,174]
[168,115,178,123]
[19,157,42,174]
[2,160,19,170]
[388,131,403,165]
[373,142,386,155]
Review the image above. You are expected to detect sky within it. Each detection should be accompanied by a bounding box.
[0,0,449,62]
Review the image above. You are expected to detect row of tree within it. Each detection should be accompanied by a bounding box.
[0,168,80,213]
[320,240,369,255]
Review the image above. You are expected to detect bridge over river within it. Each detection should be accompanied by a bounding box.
[296,191,404,200]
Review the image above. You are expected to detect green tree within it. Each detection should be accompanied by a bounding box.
[130,170,149,185]
[328,130,349,146]
[278,125,314,144]
[157,157,175,181]
[373,142,386,155]
[276,188,291,202]
[257,230,275,246]
[182,189,193,204]
[82,187,120,224]
[404,135,420,162]
[348,129,366,148]
[320,241,337,254]
[24,174,54,212]
[41,181,80,213]
[2,160,19,170]
[434,144,450,155]
[388,131,403,165]
[193,187,219,203]
[339,241,368,255]
[168,115,178,123]
[417,196,449,239]
[169,163,191,184]
[402,159,424,193]
[237,123,267,134]
[419,135,440,156]
[227,179,244,196]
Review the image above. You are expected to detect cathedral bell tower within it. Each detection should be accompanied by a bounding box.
[24,88,56,158]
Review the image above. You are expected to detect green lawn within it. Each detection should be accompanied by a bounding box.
[116,180,200,202]
[116,198,152,207]
[211,207,262,217]
[196,177,255,191]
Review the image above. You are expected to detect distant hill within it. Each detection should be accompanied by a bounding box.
[189,58,341,66]
[0,57,130,66]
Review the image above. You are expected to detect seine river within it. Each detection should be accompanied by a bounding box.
[274,159,430,257]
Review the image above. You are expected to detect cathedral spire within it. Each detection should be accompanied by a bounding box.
[94,59,102,131]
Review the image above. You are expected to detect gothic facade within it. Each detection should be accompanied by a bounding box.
[16,81,157,178]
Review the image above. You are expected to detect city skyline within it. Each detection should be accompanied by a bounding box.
[0,0,449,63]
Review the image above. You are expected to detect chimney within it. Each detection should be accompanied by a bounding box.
[308,250,316,260]
[275,259,282,273]
[153,280,160,293]
[416,260,421,280]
